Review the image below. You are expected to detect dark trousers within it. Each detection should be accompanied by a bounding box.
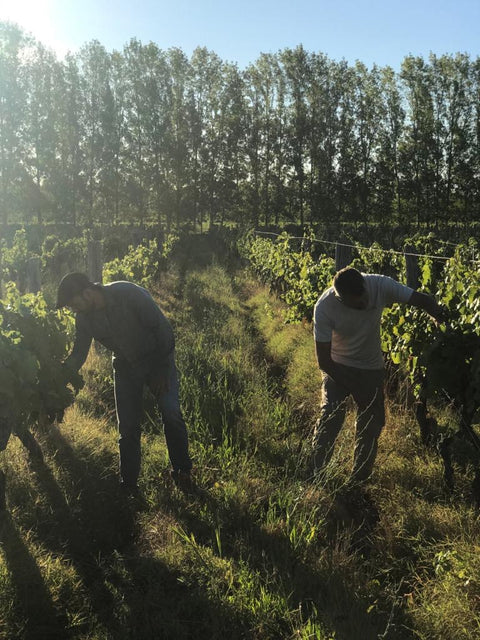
[113,352,192,487]
[313,364,385,483]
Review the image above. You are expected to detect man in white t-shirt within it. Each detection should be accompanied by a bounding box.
[313,266,447,485]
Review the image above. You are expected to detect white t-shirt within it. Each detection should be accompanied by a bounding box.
[313,274,413,370]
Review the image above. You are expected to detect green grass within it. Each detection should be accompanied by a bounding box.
[1,254,480,639]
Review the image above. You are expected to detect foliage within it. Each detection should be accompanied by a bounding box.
[241,232,335,321]
[41,235,87,280]
[2,21,480,228]
[351,242,405,281]
[0,229,33,291]
[381,244,480,411]
[0,284,83,443]
[102,234,179,288]
[419,330,480,422]
[1,229,87,294]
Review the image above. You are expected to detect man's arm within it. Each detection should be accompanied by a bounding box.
[408,291,448,323]
[315,341,354,391]
[64,315,93,372]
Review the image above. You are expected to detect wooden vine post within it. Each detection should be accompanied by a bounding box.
[26,256,42,294]
[335,243,353,271]
[405,245,420,289]
[87,240,103,283]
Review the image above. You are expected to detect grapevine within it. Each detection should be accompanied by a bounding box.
[103,235,179,289]
[0,284,84,452]
[241,231,335,322]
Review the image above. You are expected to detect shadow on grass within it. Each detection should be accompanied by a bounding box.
[0,513,67,640]
[159,482,417,640]
[117,552,254,640]
[7,426,134,637]
[3,423,256,639]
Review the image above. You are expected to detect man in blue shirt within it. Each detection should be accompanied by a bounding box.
[56,272,192,495]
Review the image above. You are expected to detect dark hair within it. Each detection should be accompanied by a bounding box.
[333,267,365,297]
[56,272,94,308]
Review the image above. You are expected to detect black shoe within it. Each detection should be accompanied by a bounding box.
[171,470,195,494]
[119,482,140,498]
[119,482,148,512]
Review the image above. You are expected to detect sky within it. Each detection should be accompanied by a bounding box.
[1,0,479,69]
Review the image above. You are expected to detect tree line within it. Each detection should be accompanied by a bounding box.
[1,21,479,230]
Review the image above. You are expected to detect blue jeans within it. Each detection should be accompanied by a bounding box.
[113,352,192,487]
[313,365,385,483]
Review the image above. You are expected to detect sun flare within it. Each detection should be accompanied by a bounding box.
[0,0,69,57]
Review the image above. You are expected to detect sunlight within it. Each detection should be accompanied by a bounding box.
[0,0,70,56]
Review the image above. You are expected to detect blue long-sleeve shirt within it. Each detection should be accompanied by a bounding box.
[65,281,175,378]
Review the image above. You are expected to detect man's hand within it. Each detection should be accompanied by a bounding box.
[431,304,450,325]
[315,341,353,391]
[409,291,449,325]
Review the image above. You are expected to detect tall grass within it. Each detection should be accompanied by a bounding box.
[1,253,479,639]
